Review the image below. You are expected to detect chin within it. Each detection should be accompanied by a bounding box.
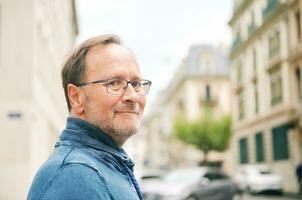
[113,127,138,137]
[116,114,139,122]
[121,124,139,132]
[115,116,141,127]
[112,116,141,135]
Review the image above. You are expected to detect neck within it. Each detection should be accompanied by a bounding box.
[108,135,128,148]
[70,112,127,148]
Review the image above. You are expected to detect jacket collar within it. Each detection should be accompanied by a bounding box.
[57,117,135,170]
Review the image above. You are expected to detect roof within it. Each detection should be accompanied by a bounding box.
[184,44,230,76]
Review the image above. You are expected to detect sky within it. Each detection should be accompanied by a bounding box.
[76,0,233,108]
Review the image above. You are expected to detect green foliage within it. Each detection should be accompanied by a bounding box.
[174,114,232,154]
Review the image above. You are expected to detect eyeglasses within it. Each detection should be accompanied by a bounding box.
[77,78,152,96]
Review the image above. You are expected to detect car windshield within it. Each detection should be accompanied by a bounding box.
[244,167,273,175]
[141,175,162,181]
[258,169,272,175]
[163,168,203,184]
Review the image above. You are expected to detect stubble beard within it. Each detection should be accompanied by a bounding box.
[83,91,144,143]
[86,106,142,140]
[106,116,141,137]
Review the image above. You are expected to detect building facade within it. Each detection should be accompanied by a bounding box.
[229,0,302,193]
[142,45,232,169]
[0,0,77,199]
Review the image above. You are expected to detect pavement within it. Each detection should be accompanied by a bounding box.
[241,192,302,200]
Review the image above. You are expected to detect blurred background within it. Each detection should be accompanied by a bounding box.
[0,0,301,199]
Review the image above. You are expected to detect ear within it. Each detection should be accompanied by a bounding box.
[67,84,85,115]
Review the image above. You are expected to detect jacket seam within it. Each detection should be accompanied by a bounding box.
[64,145,126,175]
[38,162,114,200]
[38,146,75,200]
[94,151,126,174]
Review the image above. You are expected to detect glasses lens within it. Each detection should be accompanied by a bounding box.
[132,80,151,95]
[106,79,127,94]
[106,79,151,95]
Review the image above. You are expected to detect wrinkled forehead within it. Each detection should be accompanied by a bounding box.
[85,43,138,66]
[84,43,141,79]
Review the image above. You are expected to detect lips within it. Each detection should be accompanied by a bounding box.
[113,105,140,115]
[115,110,139,115]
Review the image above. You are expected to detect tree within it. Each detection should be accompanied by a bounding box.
[173,114,232,164]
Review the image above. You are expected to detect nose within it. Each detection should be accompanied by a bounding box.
[121,83,139,103]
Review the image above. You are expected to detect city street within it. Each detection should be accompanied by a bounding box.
[241,193,301,200]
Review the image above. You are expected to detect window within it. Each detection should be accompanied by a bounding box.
[268,29,280,59]
[238,91,245,120]
[255,132,265,162]
[253,49,257,72]
[239,137,248,164]
[232,32,242,49]
[295,67,302,99]
[254,82,259,113]
[177,100,185,116]
[263,0,279,19]
[269,65,283,106]
[272,124,291,160]
[204,172,229,181]
[237,62,243,85]
[295,10,301,41]
[248,12,256,35]
[205,84,211,101]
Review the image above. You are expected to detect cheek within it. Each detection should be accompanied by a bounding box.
[101,96,120,111]
[90,93,119,113]
[138,97,146,111]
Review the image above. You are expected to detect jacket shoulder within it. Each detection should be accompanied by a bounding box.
[64,146,126,174]
[29,163,113,200]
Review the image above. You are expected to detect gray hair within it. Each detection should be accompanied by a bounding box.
[61,34,121,111]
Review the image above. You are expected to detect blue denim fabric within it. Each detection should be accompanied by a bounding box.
[27,117,141,200]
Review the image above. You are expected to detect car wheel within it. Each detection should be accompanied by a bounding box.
[247,186,255,194]
[186,195,198,200]
[232,193,242,200]
[277,189,283,195]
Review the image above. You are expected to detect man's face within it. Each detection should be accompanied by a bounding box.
[81,43,146,142]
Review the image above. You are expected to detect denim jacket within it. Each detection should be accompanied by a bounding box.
[27,117,142,200]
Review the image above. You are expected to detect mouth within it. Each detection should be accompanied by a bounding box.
[115,110,139,115]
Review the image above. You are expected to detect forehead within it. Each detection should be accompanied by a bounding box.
[85,43,141,79]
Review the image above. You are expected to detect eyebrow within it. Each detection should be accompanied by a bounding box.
[104,73,142,80]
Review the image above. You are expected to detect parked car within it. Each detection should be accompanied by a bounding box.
[142,167,242,200]
[234,165,283,194]
[135,169,166,185]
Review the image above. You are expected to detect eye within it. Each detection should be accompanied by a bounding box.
[106,79,124,88]
[131,80,142,88]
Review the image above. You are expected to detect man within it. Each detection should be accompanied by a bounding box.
[27,34,151,200]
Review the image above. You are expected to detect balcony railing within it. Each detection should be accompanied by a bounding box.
[269,46,280,59]
[201,96,217,106]
[262,0,279,19]
[271,95,282,106]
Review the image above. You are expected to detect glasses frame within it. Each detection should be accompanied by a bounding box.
[77,78,152,96]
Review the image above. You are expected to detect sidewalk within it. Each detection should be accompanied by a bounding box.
[283,192,302,199]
